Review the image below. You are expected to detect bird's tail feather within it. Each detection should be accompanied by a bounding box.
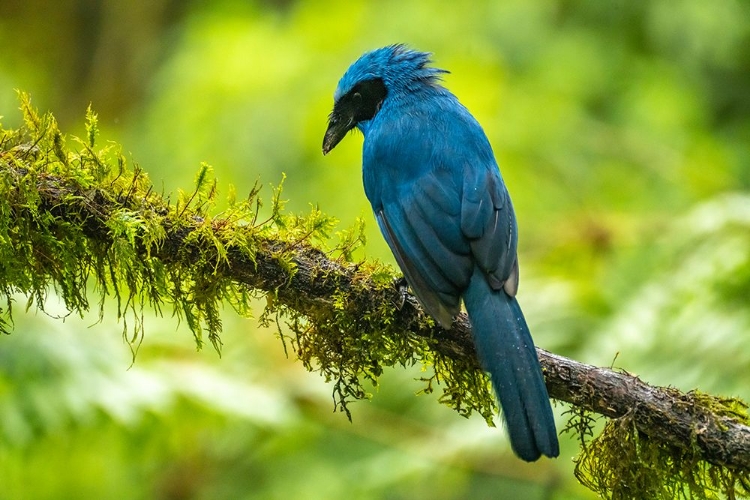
[463,267,559,461]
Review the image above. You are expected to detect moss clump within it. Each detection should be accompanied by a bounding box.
[567,391,750,499]
[0,93,497,424]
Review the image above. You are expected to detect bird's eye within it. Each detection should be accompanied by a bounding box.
[353,92,362,100]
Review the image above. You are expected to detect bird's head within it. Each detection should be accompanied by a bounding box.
[322,44,448,154]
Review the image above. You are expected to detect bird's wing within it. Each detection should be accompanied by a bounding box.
[460,164,519,296]
[375,167,474,328]
[365,99,519,325]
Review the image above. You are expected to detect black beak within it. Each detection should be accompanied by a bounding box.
[322,110,354,155]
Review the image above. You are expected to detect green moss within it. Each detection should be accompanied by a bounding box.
[0,94,495,422]
[567,391,750,499]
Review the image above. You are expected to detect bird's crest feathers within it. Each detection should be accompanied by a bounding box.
[334,44,449,101]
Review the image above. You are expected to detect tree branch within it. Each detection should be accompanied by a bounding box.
[10,160,749,472]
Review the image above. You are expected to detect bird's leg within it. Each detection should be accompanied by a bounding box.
[393,276,409,310]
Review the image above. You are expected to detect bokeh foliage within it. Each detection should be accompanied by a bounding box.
[0,0,749,498]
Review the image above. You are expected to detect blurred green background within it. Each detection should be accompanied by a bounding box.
[1,0,750,498]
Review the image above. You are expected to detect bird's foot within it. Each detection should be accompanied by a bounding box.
[393,276,409,310]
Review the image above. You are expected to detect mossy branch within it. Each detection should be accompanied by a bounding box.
[2,95,750,499]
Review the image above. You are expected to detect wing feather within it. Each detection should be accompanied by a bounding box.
[462,167,518,292]
[376,209,458,328]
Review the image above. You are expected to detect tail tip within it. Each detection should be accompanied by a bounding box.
[513,439,560,462]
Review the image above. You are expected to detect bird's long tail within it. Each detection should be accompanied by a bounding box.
[463,267,559,461]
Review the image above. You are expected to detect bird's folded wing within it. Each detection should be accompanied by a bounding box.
[460,165,519,295]
[376,168,473,329]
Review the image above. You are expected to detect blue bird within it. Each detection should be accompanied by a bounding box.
[323,45,559,461]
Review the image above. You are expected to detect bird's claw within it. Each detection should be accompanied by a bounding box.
[393,276,409,310]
